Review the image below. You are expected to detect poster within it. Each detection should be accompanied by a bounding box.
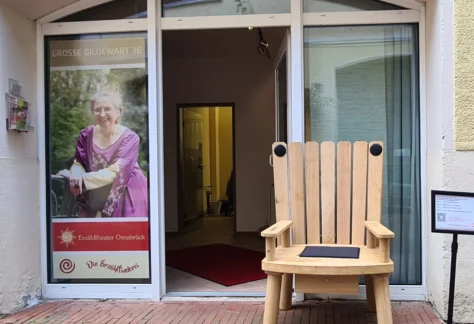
[433,192,474,233]
[47,33,150,282]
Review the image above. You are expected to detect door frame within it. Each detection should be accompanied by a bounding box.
[274,29,291,144]
[175,103,237,234]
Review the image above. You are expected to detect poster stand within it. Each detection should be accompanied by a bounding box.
[431,190,474,324]
[447,233,458,324]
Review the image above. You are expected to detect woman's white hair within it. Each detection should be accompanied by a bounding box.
[89,84,124,119]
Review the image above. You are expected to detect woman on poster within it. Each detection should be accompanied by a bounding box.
[58,86,148,218]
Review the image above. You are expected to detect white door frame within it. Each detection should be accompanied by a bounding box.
[274,29,291,143]
[36,0,426,302]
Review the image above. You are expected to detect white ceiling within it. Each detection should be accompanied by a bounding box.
[1,0,427,21]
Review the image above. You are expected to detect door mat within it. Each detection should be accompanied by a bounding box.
[166,244,267,286]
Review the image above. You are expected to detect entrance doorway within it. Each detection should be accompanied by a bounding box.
[162,27,289,295]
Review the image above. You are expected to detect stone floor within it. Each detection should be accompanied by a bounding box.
[0,300,441,323]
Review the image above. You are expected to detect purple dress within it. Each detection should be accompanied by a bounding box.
[75,125,148,217]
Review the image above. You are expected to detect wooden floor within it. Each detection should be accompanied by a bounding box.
[0,300,441,323]
[165,216,266,293]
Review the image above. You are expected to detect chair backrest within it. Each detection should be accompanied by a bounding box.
[272,141,384,245]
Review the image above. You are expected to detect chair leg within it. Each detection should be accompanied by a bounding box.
[365,275,376,313]
[280,273,293,310]
[373,274,393,324]
[263,272,283,324]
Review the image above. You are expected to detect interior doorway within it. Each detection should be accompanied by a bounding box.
[162,27,289,295]
[177,104,236,229]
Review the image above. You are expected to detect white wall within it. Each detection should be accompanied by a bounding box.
[0,5,40,314]
[162,28,283,233]
[424,0,474,322]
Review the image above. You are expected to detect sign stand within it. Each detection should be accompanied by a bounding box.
[447,233,458,324]
[431,190,474,324]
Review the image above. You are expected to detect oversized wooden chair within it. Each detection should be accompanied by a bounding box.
[261,141,395,324]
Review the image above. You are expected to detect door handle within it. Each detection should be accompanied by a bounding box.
[269,154,273,167]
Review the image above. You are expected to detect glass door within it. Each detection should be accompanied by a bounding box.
[303,24,421,285]
[274,29,291,144]
[270,30,291,225]
[45,32,151,284]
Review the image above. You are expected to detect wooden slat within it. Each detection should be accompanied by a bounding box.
[295,275,359,295]
[351,141,369,245]
[272,142,289,223]
[336,142,351,244]
[367,141,384,222]
[305,142,320,244]
[320,142,336,244]
[289,143,306,244]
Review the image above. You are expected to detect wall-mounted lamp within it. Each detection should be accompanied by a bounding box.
[257,28,271,59]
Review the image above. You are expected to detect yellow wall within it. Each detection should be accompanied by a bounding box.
[186,107,211,208]
[186,107,233,203]
[455,0,474,150]
[218,108,233,201]
[209,108,220,201]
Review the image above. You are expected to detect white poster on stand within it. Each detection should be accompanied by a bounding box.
[432,191,474,234]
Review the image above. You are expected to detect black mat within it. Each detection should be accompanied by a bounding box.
[299,246,360,259]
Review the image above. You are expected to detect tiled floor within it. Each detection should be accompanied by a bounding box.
[165,216,267,293]
[0,300,442,323]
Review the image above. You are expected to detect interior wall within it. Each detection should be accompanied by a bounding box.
[209,108,220,202]
[163,28,285,232]
[0,4,40,314]
[186,107,211,209]
[217,108,233,201]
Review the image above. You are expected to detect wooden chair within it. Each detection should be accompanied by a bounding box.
[261,141,395,324]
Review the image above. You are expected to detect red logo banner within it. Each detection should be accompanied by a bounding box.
[52,221,149,252]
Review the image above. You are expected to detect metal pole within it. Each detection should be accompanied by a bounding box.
[447,233,458,324]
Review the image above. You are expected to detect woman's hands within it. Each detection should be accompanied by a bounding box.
[57,168,83,196]
[69,167,83,196]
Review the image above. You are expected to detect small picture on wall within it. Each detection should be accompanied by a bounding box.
[163,0,221,8]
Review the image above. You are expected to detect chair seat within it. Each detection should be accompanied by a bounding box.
[262,244,394,276]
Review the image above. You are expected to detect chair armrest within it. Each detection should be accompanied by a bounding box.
[261,220,293,238]
[365,221,393,263]
[365,221,394,239]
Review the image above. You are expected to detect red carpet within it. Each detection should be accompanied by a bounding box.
[166,244,267,286]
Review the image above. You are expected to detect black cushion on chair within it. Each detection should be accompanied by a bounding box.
[274,145,287,157]
[299,246,360,259]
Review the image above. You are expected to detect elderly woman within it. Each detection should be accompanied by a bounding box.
[58,86,148,218]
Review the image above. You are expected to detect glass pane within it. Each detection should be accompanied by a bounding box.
[304,0,403,12]
[163,0,290,17]
[46,32,150,284]
[276,54,288,143]
[55,0,147,22]
[304,25,421,285]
